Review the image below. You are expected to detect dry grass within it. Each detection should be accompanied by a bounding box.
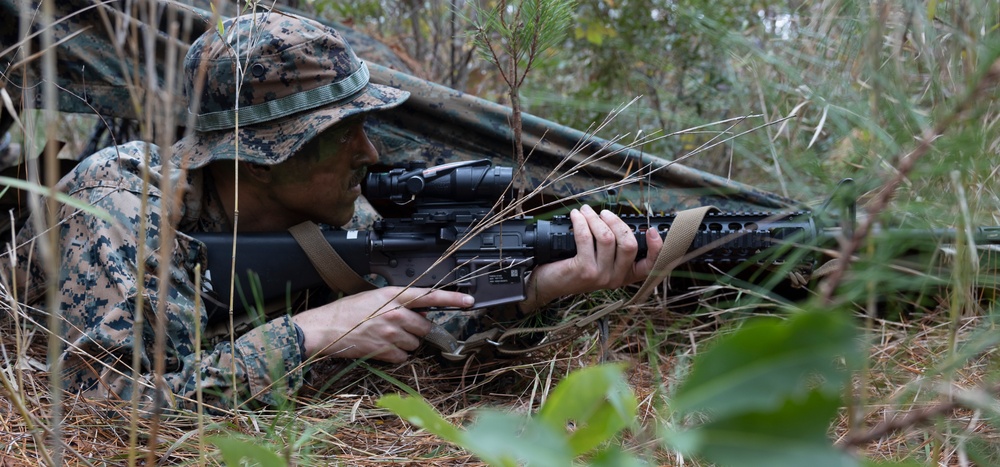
[2,279,996,465]
[0,290,719,465]
[2,1,999,465]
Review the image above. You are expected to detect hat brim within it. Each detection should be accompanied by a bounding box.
[173,83,409,170]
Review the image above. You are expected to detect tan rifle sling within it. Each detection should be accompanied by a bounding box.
[288,221,466,357]
[288,206,715,360]
[288,221,376,295]
[488,205,717,356]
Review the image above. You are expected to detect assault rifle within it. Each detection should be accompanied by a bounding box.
[192,159,1000,323]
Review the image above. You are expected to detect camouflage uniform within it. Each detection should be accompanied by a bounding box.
[3,12,418,413]
[4,141,488,414]
[6,141,305,411]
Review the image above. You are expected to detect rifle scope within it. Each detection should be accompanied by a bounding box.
[364,159,512,204]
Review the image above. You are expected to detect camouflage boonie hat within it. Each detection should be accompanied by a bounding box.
[173,10,409,169]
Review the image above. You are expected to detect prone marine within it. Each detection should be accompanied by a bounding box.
[4,10,663,413]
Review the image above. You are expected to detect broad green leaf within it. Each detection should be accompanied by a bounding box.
[566,400,631,455]
[208,436,287,467]
[380,396,577,467]
[464,411,573,467]
[667,390,855,467]
[672,310,860,418]
[376,394,466,445]
[587,446,646,467]
[537,364,636,454]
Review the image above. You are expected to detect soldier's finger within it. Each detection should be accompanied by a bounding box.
[581,205,616,269]
[399,288,475,310]
[637,226,664,274]
[378,346,410,364]
[601,209,638,281]
[395,333,422,352]
[569,208,595,261]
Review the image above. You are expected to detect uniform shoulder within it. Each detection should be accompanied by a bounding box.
[63,141,164,192]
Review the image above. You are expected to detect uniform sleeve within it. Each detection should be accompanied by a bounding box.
[38,181,304,413]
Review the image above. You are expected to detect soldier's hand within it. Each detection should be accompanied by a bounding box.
[519,205,663,312]
[292,287,474,362]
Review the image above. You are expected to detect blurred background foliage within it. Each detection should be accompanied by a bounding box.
[309,0,1000,225]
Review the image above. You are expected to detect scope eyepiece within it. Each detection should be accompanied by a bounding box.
[364,159,513,204]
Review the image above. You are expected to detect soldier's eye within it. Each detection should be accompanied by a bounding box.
[341,120,367,144]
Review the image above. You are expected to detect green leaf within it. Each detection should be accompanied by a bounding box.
[376,394,466,445]
[672,310,859,418]
[566,402,631,456]
[464,411,574,467]
[537,364,637,455]
[208,436,287,467]
[380,366,639,466]
[575,20,617,46]
[210,2,224,36]
[586,27,604,46]
[586,446,646,467]
[667,390,855,467]
[379,395,577,467]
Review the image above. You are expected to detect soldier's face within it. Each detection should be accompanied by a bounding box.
[268,116,378,226]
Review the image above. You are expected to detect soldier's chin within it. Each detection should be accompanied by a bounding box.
[333,211,356,229]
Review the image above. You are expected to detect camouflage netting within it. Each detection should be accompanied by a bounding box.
[0,0,797,214]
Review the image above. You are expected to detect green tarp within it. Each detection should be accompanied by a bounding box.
[0,0,795,213]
